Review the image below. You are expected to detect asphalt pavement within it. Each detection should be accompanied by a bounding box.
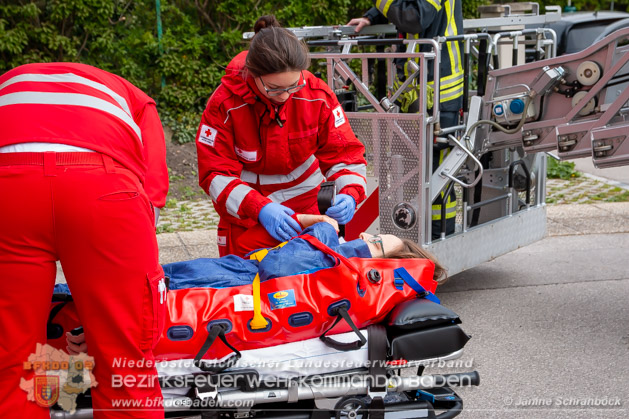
[432,202,629,418]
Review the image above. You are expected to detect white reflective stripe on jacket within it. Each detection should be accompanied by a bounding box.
[0,91,143,143]
[241,155,317,185]
[0,73,142,143]
[267,168,325,203]
[210,175,255,219]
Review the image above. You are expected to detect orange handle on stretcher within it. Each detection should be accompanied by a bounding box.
[248,242,289,329]
[250,273,267,329]
[249,249,269,329]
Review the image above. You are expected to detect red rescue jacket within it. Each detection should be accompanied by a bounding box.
[196,52,367,227]
[0,62,168,207]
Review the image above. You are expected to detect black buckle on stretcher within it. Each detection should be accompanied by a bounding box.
[194,323,242,373]
[320,303,367,352]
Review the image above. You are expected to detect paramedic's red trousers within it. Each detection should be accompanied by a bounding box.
[0,152,165,418]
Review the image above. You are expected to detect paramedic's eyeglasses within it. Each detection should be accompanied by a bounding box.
[368,235,386,258]
[259,72,306,97]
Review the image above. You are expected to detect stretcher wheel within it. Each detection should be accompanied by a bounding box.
[334,397,367,419]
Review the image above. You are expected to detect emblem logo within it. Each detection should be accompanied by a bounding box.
[34,375,59,407]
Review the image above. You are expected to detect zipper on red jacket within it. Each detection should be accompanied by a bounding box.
[274,106,283,128]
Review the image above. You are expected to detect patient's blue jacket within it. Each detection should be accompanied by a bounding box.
[54,223,371,294]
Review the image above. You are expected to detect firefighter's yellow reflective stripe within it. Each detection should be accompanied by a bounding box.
[431,203,456,220]
[425,81,463,103]
[376,0,394,16]
[439,70,464,82]
[429,71,464,90]
[449,0,464,75]
[440,84,464,101]
[440,81,464,100]
[432,200,457,209]
[433,148,457,220]
[433,194,457,206]
[441,89,464,101]
[432,191,457,219]
[442,84,463,96]
[427,0,442,12]
[445,1,456,76]
[444,0,463,81]
[439,148,447,164]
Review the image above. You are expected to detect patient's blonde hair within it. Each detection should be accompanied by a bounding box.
[386,239,448,284]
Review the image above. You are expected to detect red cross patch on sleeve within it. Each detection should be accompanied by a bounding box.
[198,124,218,147]
[333,106,346,128]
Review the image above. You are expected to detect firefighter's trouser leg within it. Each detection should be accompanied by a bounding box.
[431,111,458,239]
[0,152,165,419]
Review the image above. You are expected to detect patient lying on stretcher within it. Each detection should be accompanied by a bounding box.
[65,215,445,354]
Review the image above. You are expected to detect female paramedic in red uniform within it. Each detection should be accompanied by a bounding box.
[0,63,168,418]
[196,15,368,257]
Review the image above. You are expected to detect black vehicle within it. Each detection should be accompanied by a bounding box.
[533,11,629,55]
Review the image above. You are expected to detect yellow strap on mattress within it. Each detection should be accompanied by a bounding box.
[248,241,288,329]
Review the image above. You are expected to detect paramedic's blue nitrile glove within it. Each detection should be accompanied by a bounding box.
[325,194,356,225]
[258,202,303,242]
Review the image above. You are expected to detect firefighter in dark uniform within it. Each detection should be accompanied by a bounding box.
[349,0,464,239]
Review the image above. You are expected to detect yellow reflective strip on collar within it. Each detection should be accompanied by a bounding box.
[427,0,442,12]
[377,0,395,16]
[382,0,394,16]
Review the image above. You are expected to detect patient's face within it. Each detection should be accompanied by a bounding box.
[359,233,404,258]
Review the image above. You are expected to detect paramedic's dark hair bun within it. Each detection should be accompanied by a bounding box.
[247,15,310,77]
[254,15,281,34]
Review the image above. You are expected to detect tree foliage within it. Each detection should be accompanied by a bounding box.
[1,0,626,143]
[0,0,373,142]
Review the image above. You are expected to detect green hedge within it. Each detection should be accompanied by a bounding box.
[0,0,518,143]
